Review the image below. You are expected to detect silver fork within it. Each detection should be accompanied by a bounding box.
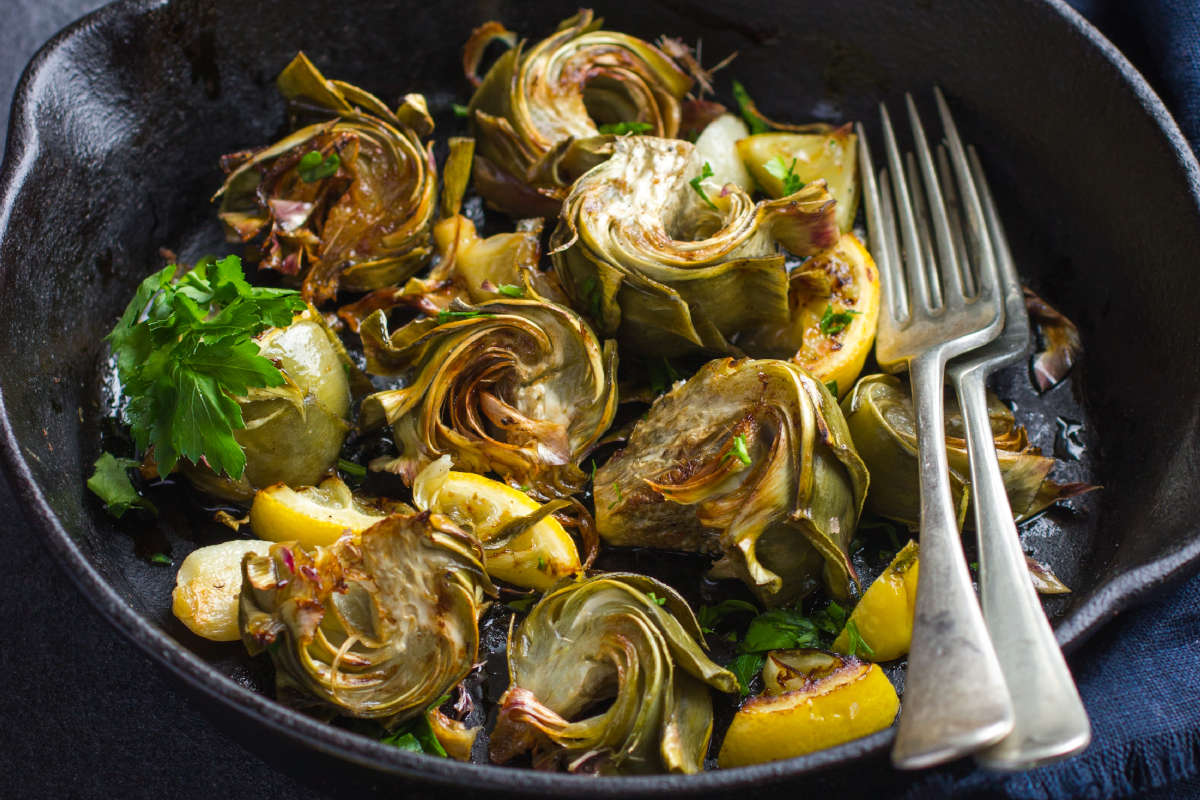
[857,89,1014,769]
[948,149,1090,770]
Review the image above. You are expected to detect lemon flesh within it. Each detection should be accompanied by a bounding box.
[249,477,388,547]
[833,540,920,661]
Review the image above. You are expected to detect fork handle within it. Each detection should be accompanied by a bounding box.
[891,352,1013,769]
[953,367,1091,769]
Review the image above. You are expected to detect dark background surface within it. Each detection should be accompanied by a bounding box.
[1,1,1197,798]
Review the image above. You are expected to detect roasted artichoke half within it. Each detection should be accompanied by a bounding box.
[216,52,436,304]
[843,374,1092,526]
[596,358,868,607]
[551,135,839,358]
[240,512,493,722]
[183,309,355,502]
[464,10,693,217]
[360,298,617,497]
[490,573,737,774]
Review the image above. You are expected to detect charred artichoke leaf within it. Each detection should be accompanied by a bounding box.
[359,298,617,498]
[596,358,868,607]
[183,308,354,501]
[843,374,1095,526]
[490,573,737,774]
[215,52,436,304]
[1024,286,1083,392]
[551,135,839,358]
[239,512,493,723]
[465,9,694,216]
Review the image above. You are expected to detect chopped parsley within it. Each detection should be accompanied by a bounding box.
[608,482,624,510]
[843,619,875,659]
[647,592,667,606]
[722,433,752,466]
[436,309,493,324]
[536,556,547,571]
[149,553,172,565]
[451,103,471,118]
[825,379,839,397]
[496,283,525,298]
[819,303,860,336]
[729,653,766,696]
[106,255,305,479]
[764,155,805,194]
[696,598,757,634]
[87,451,156,518]
[731,80,772,135]
[297,150,340,182]
[689,161,718,210]
[380,695,449,757]
[598,120,653,135]
[337,458,367,479]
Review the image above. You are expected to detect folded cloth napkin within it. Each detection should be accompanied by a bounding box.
[905,2,1200,796]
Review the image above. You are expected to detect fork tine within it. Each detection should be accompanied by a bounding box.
[857,123,909,324]
[877,167,907,322]
[933,87,999,299]
[880,102,935,313]
[967,146,1020,294]
[906,93,964,304]
[905,150,943,310]
[937,144,977,297]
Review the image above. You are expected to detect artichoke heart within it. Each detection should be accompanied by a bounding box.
[360,298,617,498]
[842,374,1093,526]
[183,310,354,502]
[490,573,737,774]
[215,52,436,304]
[239,512,493,722]
[464,10,694,217]
[596,358,868,607]
[551,135,840,357]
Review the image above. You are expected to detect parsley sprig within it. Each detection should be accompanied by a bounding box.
[87,451,156,517]
[106,255,305,479]
[819,303,860,336]
[297,150,340,182]
[380,694,450,756]
[598,120,653,136]
[689,162,718,210]
[764,155,805,195]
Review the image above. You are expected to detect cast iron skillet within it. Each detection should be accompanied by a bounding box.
[2,0,1199,793]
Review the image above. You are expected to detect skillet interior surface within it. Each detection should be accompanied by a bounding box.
[2,0,1199,792]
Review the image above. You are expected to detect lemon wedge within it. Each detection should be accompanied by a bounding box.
[833,540,919,661]
[249,476,390,547]
[413,457,580,590]
[718,649,899,767]
[736,129,859,231]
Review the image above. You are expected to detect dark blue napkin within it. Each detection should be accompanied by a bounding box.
[905,2,1200,796]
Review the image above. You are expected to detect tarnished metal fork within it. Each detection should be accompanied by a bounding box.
[857,89,1014,769]
[949,150,1091,770]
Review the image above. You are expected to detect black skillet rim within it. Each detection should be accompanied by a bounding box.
[2,0,1199,792]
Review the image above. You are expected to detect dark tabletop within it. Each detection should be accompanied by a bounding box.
[2,2,1199,799]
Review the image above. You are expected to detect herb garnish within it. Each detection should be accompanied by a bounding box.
[731,80,772,135]
[106,255,306,479]
[380,694,450,757]
[825,380,839,397]
[451,103,471,118]
[842,619,875,659]
[338,458,367,479]
[819,303,860,336]
[598,121,653,136]
[149,553,172,565]
[764,155,805,194]
[496,284,525,298]
[537,556,547,571]
[436,309,493,324]
[689,162,718,210]
[297,150,340,182]
[696,598,757,634]
[87,451,157,517]
[647,592,667,606]
[721,433,752,466]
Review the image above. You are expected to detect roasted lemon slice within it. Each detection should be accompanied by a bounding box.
[413,457,580,591]
[718,649,899,767]
[833,540,920,661]
[172,539,270,642]
[746,232,880,396]
[736,129,859,231]
[249,476,390,547]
